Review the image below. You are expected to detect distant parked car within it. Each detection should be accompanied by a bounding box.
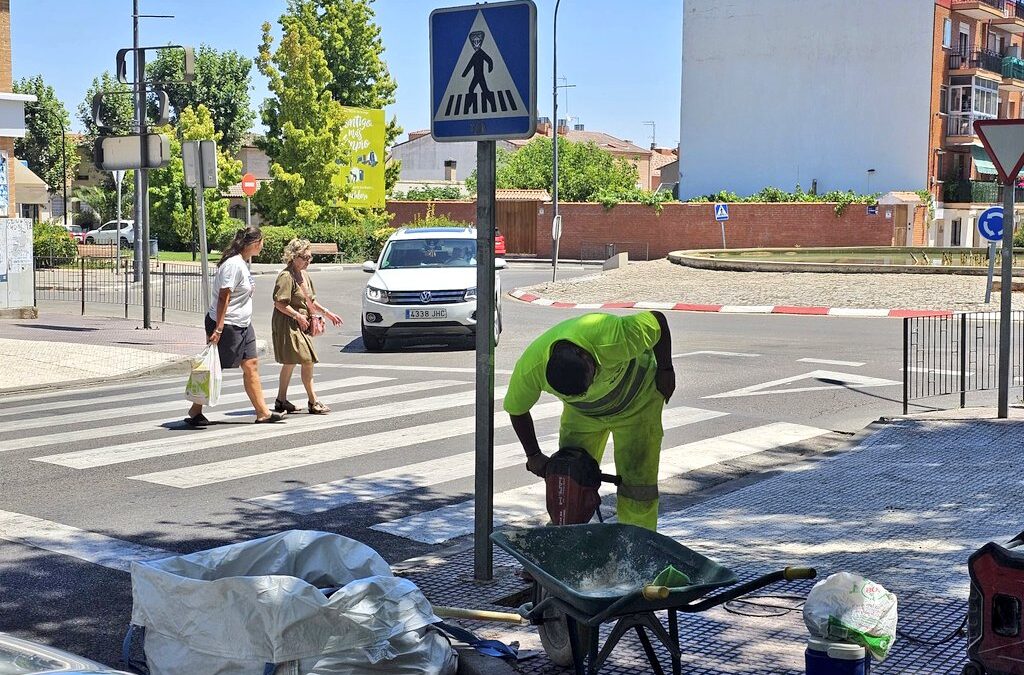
[63,224,87,243]
[85,220,134,248]
[0,630,131,673]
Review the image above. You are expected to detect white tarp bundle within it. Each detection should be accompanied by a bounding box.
[130,530,458,675]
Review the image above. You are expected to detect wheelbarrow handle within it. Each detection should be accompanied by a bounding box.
[681,566,818,614]
[600,473,622,486]
[641,585,669,601]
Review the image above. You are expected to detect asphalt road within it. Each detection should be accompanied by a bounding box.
[0,262,920,667]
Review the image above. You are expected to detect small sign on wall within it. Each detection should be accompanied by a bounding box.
[0,151,9,218]
[867,205,878,216]
[885,209,893,220]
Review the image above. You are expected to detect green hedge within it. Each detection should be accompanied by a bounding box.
[252,226,298,264]
[34,221,78,263]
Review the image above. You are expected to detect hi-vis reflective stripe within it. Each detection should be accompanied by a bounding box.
[567,355,652,418]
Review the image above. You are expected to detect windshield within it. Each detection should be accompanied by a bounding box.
[379,238,476,269]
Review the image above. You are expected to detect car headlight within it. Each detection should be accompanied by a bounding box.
[366,286,390,303]
[464,287,477,301]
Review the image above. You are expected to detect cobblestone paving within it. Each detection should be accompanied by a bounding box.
[406,415,1024,674]
[521,259,1024,312]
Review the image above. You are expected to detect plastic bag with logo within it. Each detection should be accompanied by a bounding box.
[803,572,898,661]
[184,344,222,406]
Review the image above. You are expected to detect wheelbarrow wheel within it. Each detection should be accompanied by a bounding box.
[962,662,985,675]
[537,589,593,667]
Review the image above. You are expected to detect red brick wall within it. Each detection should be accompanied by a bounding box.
[387,201,895,257]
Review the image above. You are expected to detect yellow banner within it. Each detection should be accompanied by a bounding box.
[339,106,385,208]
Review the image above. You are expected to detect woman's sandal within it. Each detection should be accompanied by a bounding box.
[183,413,209,428]
[274,399,298,414]
[255,412,286,424]
[309,400,331,415]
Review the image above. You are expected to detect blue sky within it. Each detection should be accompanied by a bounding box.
[12,0,681,148]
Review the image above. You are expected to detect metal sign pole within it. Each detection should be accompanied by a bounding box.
[114,170,123,276]
[720,221,727,249]
[131,0,143,284]
[998,183,1015,418]
[195,184,210,305]
[474,140,496,581]
[246,196,251,227]
[985,240,997,304]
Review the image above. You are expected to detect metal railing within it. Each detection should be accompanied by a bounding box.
[1007,0,1024,17]
[579,241,650,262]
[903,311,1024,413]
[34,256,214,321]
[1004,55,1024,80]
[943,179,1024,203]
[953,0,1005,10]
[949,50,1004,73]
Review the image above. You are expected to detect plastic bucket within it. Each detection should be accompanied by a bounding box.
[805,637,871,675]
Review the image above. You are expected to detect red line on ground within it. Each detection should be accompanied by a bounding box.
[671,303,723,312]
[600,302,637,309]
[888,309,954,318]
[772,306,830,315]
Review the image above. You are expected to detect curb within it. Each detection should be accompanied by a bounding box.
[0,339,269,396]
[507,289,952,319]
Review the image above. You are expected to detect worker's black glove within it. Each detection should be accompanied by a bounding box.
[526,452,550,478]
[656,367,676,402]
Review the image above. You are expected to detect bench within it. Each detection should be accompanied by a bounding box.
[77,243,119,258]
[309,242,341,263]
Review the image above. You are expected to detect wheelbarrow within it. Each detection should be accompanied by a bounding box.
[492,523,816,675]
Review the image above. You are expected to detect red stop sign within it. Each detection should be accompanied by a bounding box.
[241,173,258,197]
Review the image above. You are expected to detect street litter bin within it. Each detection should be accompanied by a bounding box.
[127,530,457,675]
[148,238,158,257]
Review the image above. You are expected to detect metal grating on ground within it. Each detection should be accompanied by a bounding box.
[399,417,1024,673]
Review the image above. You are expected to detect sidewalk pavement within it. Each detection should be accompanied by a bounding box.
[0,315,212,394]
[406,406,1023,674]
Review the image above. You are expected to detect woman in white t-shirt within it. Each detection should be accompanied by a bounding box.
[185,227,284,426]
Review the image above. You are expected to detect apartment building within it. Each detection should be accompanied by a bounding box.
[679,0,1024,248]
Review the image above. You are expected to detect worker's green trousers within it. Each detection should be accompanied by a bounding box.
[559,379,664,530]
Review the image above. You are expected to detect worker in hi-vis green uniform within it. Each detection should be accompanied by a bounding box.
[504,311,675,530]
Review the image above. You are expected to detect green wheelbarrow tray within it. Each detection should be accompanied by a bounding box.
[491,524,816,675]
[492,523,739,619]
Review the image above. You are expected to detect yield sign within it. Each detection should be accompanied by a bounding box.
[702,370,900,399]
[974,119,1024,184]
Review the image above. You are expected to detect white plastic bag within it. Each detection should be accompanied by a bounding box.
[803,572,898,661]
[129,530,457,675]
[184,344,221,406]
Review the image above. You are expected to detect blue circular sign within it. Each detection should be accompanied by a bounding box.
[978,207,1004,242]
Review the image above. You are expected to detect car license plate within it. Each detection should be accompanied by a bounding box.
[406,308,447,319]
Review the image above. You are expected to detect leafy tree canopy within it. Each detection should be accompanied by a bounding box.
[148,45,256,152]
[13,75,77,196]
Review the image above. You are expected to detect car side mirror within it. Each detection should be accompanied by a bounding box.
[495,258,507,270]
[362,261,377,273]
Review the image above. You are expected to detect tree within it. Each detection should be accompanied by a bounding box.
[468,136,641,202]
[262,0,402,191]
[74,181,133,228]
[147,45,256,152]
[148,105,242,250]
[255,14,352,226]
[13,76,77,198]
[77,71,135,147]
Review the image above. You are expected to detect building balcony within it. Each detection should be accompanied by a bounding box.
[949,49,1004,75]
[943,179,1024,204]
[952,0,1006,21]
[1001,56,1024,91]
[992,1,1024,33]
[946,112,990,142]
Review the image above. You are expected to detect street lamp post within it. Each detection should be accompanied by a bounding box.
[29,104,68,226]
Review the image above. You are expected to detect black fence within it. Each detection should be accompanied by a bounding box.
[903,311,1024,413]
[34,256,214,321]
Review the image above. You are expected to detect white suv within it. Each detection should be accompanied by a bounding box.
[85,220,134,247]
[361,227,505,351]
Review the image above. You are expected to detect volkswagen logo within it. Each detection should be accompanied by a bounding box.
[420,291,432,304]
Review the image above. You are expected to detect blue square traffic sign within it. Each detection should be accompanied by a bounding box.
[430,0,536,142]
[714,203,729,221]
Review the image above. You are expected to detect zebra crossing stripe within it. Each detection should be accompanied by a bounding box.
[0,509,168,573]
[317,363,515,376]
[249,434,561,514]
[0,375,183,405]
[33,380,469,469]
[251,405,726,514]
[129,398,559,489]
[6,376,393,432]
[371,421,827,545]
[0,374,288,419]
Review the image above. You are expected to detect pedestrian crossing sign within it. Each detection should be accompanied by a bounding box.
[715,204,729,221]
[430,0,536,142]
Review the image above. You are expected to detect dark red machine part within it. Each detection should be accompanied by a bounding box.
[963,532,1024,675]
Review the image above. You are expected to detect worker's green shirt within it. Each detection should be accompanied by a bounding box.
[503,312,662,417]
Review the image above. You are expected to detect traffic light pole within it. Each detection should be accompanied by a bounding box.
[133,1,153,329]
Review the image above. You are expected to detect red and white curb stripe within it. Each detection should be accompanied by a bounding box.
[508,289,950,319]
